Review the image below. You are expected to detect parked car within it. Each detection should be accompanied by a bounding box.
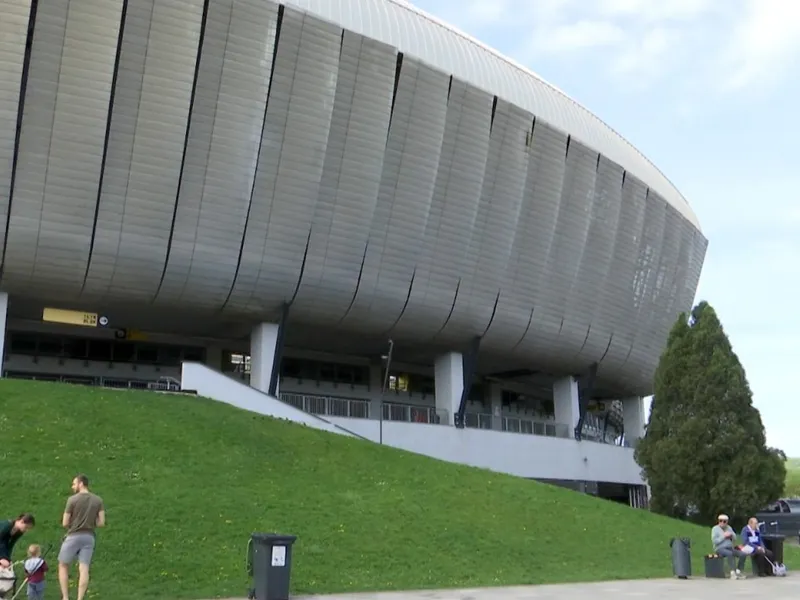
[762,498,800,513]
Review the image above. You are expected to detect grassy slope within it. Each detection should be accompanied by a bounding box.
[0,380,795,600]
[784,459,800,497]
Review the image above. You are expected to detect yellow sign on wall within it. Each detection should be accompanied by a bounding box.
[42,308,99,327]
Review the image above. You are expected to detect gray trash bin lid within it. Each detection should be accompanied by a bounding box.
[251,533,298,545]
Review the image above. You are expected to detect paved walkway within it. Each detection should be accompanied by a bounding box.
[213,575,800,600]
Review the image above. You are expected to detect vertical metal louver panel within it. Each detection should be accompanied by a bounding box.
[4,0,123,297]
[82,0,205,301]
[395,79,492,338]
[339,56,449,335]
[569,156,625,365]
[536,139,598,365]
[291,31,396,324]
[440,98,530,345]
[0,0,32,266]
[516,121,568,362]
[155,0,279,309]
[225,8,341,316]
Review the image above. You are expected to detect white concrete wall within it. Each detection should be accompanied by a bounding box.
[323,416,643,484]
[183,362,642,484]
[181,362,358,438]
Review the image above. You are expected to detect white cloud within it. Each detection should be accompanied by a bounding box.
[598,0,713,22]
[463,0,512,25]
[533,20,626,54]
[722,0,800,92]
[413,0,800,97]
[609,26,678,81]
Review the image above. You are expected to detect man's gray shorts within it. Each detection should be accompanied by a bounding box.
[58,533,96,566]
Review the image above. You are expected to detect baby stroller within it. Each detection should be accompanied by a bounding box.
[0,544,53,600]
[0,565,17,600]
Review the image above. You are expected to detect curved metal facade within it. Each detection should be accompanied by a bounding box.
[0,0,707,395]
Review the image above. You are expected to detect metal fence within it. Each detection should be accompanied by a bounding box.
[4,371,181,391]
[463,412,493,430]
[500,415,570,438]
[279,392,449,425]
[281,392,371,419]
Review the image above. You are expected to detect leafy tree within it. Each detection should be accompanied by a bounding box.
[635,301,786,524]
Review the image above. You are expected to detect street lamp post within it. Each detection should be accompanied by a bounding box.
[378,339,394,445]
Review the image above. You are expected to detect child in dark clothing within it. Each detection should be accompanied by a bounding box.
[22,545,47,600]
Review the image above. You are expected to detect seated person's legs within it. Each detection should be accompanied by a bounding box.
[760,548,775,574]
[733,548,747,572]
[716,547,735,571]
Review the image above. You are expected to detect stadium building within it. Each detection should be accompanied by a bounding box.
[0,0,706,503]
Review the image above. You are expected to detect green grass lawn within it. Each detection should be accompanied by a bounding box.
[784,458,800,497]
[0,379,797,599]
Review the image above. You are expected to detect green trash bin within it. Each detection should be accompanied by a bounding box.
[669,537,691,579]
[250,533,297,600]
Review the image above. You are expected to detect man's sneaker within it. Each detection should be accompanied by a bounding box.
[735,569,746,579]
[730,571,738,580]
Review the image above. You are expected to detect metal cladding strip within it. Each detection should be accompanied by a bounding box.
[282,0,699,228]
[515,122,568,361]
[569,156,625,364]
[365,58,450,337]
[155,0,279,309]
[534,139,598,368]
[81,0,205,300]
[292,31,396,324]
[482,115,538,354]
[624,191,668,383]
[685,230,709,306]
[339,57,449,335]
[651,205,685,345]
[3,0,122,298]
[0,0,32,267]
[224,7,341,316]
[440,98,530,346]
[669,214,695,319]
[595,174,649,386]
[396,79,492,337]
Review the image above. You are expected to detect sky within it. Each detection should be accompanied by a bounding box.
[408,0,800,455]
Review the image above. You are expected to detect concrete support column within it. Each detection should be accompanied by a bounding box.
[622,396,645,443]
[0,292,6,377]
[434,352,463,426]
[488,382,503,431]
[250,323,279,395]
[553,376,580,435]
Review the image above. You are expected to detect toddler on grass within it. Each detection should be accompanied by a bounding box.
[22,545,47,600]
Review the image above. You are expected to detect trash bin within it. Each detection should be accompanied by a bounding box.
[250,533,297,600]
[763,534,785,566]
[670,537,692,579]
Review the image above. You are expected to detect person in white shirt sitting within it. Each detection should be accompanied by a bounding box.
[741,517,774,577]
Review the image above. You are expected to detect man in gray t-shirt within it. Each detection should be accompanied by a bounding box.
[58,474,105,600]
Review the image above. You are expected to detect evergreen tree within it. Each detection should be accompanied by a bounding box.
[635,301,785,523]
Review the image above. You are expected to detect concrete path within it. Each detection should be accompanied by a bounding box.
[214,575,800,600]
